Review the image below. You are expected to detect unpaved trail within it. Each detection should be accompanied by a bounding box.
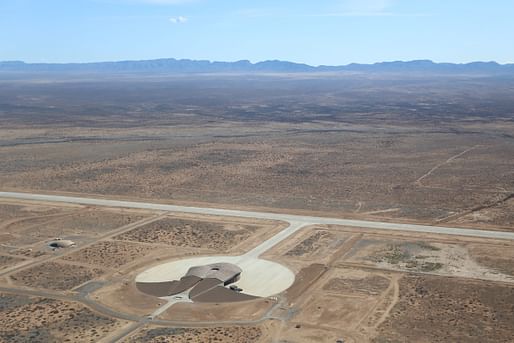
[373,275,400,329]
[415,145,480,186]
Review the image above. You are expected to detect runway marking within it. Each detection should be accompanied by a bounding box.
[2,189,512,341]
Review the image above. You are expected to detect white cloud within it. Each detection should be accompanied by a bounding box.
[169,16,188,23]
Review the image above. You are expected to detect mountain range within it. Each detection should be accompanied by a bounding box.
[1,58,513,74]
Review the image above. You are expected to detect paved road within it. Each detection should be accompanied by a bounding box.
[0,213,167,277]
[0,285,140,322]
[2,191,514,240]
[242,221,307,258]
[3,190,514,342]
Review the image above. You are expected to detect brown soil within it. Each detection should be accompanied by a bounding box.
[126,326,262,343]
[273,325,345,343]
[285,230,345,258]
[450,198,514,229]
[62,240,156,268]
[0,293,126,343]
[9,210,145,238]
[2,75,514,226]
[285,263,328,303]
[341,236,514,282]
[374,275,514,343]
[39,210,147,235]
[0,233,14,244]
[9,248,48,259]
[0,206,145,249]
[468,244,514,276]
[93,279,162,316]
[115,217,257,251]
[367,241,443,272]
[160,298,272,322]
[0,202,63,223]
[1,215,77,246]
[0,255,25,270]
[4,133,512,225]
[9,261,104,291]
[265,227,352,265]
[323,275,390,296]
[300,293,379,331]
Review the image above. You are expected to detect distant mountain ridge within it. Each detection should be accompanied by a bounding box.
[1,58,513,74]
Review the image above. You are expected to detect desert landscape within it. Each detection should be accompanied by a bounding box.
[1,71,514,342]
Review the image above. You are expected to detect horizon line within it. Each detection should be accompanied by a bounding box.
[1,58,513,67]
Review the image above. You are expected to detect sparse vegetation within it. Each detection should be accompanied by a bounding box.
[323,275,390,295]
[63,240,155,268]
[1,73,514,343]
[1,75,514,224]
[285,230,334,257]
[127,326,262,343]
[414,241,440,251]
[0,255,25,270]
[375,275,514,343]
[0,294,125,343]
[382,246,411,264]
[10,262,104,291]
[369,241,445,273]
[115,218,257,251]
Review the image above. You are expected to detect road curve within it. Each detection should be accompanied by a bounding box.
[1,191,514,241]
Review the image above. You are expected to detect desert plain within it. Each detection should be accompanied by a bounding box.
[0,72,514,342]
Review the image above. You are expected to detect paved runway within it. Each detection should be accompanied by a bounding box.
[1,191,514,240]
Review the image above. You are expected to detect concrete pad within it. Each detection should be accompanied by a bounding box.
[136,255,295,297]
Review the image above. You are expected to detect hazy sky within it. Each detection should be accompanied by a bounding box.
[1,0,513,65]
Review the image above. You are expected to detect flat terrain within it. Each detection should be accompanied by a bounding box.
[0,293,127,342]
[125,326,264,343]
[2,192,514,343]
[1,74,513,227]
[1,72,514,342]
[261,223,514,342]
[62,240,156,269]
[115,217,259,251]
[373,275,514,343]
[10,261,105,291]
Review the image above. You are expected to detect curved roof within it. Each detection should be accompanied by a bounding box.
[48,239,75,248]
[186,262,241,283]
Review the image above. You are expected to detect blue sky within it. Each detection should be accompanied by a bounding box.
[1,0,513,65]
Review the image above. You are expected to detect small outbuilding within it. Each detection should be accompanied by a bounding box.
[48,239,76,249]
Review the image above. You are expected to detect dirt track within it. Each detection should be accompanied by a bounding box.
[1,192,514,342]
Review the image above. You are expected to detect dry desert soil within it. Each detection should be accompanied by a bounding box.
[1,72,514,342]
